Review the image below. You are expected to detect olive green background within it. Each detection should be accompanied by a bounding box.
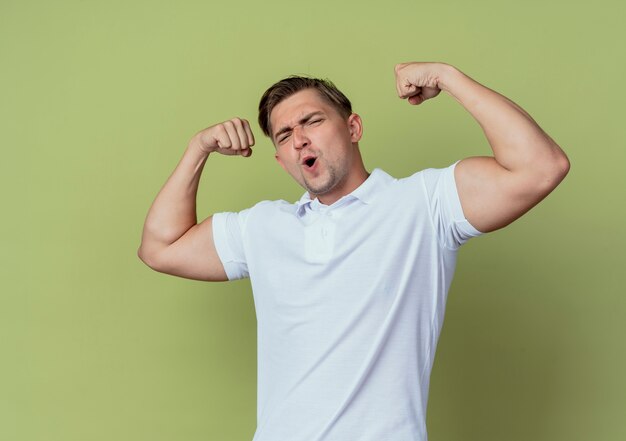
[1,0,624,440]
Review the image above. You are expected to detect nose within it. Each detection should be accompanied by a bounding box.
[292,124,310,149]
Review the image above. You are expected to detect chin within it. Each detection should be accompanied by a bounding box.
[305,171,340,196]
[307,182,335,197]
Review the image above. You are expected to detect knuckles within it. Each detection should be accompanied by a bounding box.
[198,117,255,155]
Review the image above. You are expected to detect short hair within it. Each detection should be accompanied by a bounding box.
[258,76,352,139]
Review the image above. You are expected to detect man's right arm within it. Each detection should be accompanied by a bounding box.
[137,118,255,281]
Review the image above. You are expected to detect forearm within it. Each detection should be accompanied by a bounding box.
[139,136,209,255]
[438,64,567,173]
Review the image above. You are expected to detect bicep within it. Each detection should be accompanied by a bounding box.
[454,156,553,233]
[153,216,229,282]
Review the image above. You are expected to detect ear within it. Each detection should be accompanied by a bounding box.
[348,113,363,143]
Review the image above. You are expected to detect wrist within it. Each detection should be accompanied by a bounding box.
[188,133,214,157]
[436,63,461,94]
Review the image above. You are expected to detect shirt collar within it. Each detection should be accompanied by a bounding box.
[294,168,393,218]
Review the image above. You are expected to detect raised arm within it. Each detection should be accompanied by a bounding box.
[394,62,570,233]
[137,118,255,281]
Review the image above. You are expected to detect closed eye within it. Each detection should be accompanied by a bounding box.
[278,132,291,143]
[277,118,323,144]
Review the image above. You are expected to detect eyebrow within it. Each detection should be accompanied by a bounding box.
[273,111,325,141]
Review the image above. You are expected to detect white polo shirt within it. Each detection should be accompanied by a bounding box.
[212,162,482,441]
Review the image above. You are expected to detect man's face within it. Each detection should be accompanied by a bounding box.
[270,89,363,200]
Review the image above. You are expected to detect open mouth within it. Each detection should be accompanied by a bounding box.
[302,156,317,168]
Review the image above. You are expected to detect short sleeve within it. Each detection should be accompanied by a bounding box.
[211,209,251,280]
[421,161,483,250]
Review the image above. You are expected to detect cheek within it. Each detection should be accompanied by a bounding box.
[274,153,285,170]
[325,128,351,149]
[277,154,302,176]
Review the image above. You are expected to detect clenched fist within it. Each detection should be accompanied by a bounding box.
[194,117,255,157]
[394,62,452,105]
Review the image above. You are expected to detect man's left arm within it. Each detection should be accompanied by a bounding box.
[395,62,570,233]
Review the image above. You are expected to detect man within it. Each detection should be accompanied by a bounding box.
[138,62,569,440]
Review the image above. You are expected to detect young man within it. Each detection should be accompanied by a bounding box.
[138,62,569,441]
